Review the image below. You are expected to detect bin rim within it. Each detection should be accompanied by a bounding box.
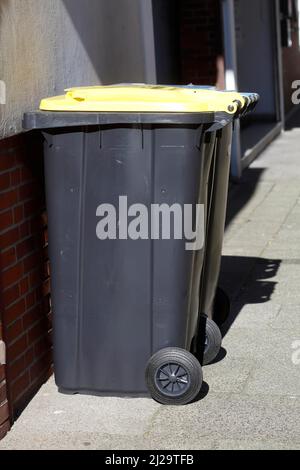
[23,110,235,131]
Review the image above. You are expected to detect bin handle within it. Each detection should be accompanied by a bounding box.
[234,93,260,118]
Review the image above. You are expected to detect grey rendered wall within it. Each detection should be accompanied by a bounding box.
[0,0,154,139]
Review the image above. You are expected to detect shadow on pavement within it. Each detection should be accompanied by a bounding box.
[219,256,281,337]
[193,381,210,403]
[215,162,282,336]
[226,167,266,228]
[208,347,227,365]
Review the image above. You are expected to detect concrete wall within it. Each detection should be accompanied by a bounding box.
[0,0,153,139]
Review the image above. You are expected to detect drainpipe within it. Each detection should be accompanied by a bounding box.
[221,0,242,180]
[139,0,157,84]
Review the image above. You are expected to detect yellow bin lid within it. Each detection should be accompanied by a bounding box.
[40,84,246,114]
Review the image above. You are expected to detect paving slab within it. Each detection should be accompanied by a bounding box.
[146,395,300,443]
[214,439,300,450]
[227,302,282,328]
[202,358,254,394]
[272,305,300,329]
[221,325,296,361]
[243,358,300,397]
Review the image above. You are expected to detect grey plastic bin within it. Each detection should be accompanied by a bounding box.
[23,85,258,405]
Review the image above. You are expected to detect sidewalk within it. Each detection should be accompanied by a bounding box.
[1,127,300,450]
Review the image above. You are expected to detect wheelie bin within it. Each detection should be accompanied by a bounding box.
[23,84,258,405]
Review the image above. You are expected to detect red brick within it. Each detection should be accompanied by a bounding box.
[0,189,18,211]
[19,221,29,238]
[47,311,52,327]
[13,147,26,165]
[44,260,50,278]
[19,277,29,295]
[26,291,35,309]
[0,210,13,231]
[0,247,16,269]
[0,135,22,152]
[21,167,34,183]
[46,364,53,380]
[0,227,19,250]
[24,199,41,217]
[9,346,42,381]
[28,319,48,343]
[22,305,41,329]
[23,251,43,273]
[35,284,43,299]
[44,313,52,334]
[11,371,30,402]
[0,382,7,405]
[2,284,19,307]
[43,241,48,254]
[0,364,6,382]
[0,420,10,440]
[1,262,23,289]
[0,153,15,172]
[19,182,38,201]
[16,237,36,260]
[34,334,52,358]
[10,168,21,186]
[7,355,25,382]
[43,228,48,245]
[41,211,48,226]
[30,216,44,234]
[0,173,10,191]
[7,334,28,362]
[43,294,51,315]
[4,298,26,325]
[30,352,51,382]
[43,278,51,296]
[0,366,5,382]
[0,401,9,425]
[13,205,23,224]
[25,347,35,365]
[29,370,51,399]
[29,269,42,288]
[5,319,23,344]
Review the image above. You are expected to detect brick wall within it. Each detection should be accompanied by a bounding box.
[179,0,225,87]
[0,321,10,439]
[0,132,52,438]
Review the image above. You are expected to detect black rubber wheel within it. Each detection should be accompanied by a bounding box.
[203,317,222,365]
[145,347,203,405]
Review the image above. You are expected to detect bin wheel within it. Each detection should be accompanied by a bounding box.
[145,347,203,405]
[203,317,222,365]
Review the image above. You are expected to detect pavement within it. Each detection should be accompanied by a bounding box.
[1,125,300,450]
